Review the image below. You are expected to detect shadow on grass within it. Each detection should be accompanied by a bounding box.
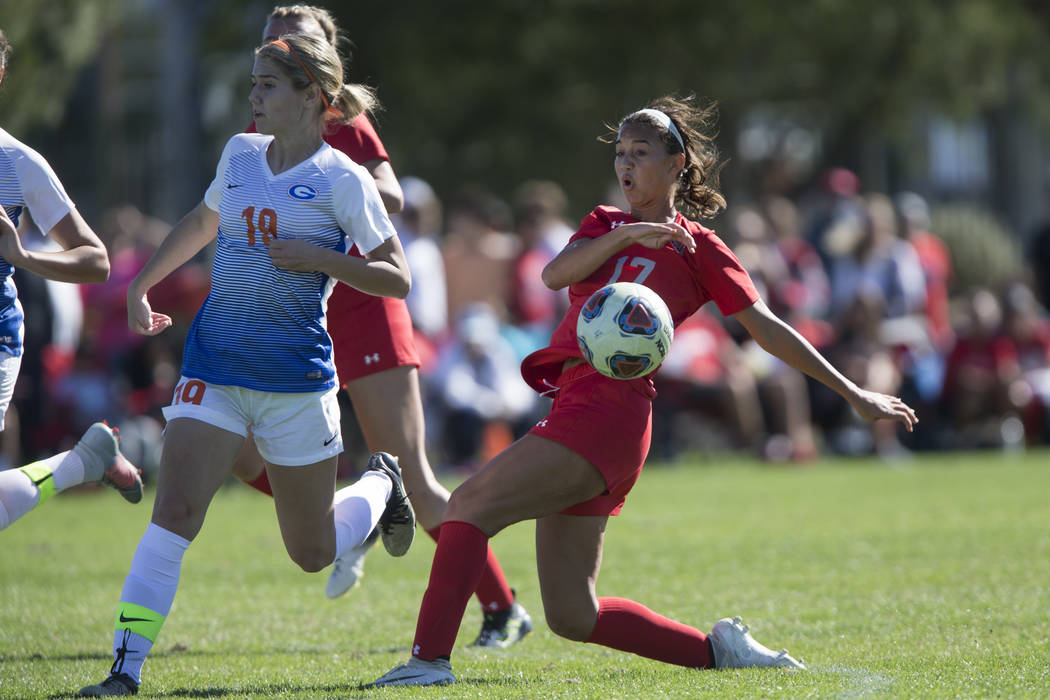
[0,643,413,665]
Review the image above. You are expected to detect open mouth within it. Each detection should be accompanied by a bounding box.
[621,176,634,190]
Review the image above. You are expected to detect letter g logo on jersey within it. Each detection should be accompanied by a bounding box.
[288,183,318,200]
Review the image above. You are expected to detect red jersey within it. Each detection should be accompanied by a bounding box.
[521,206,760,397]
[246,115,419,380]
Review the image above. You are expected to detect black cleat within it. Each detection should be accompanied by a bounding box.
[469,592,533,648]
[366,452,415,556]
[77,673,139,696]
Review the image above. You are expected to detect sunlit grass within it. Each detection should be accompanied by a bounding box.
[2,450,1048,698]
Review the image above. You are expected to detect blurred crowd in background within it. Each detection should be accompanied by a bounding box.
[5,165,1050,483]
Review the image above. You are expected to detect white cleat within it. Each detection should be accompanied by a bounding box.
[365,657,456,687]
[325,527,378,599]
[709,616,806,670]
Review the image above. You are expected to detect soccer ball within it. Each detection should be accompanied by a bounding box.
[576,282,674,379]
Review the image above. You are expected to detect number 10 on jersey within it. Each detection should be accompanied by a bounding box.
[241,206,278,246]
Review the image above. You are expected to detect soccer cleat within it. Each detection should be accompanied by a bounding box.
[365,452,415,556]
[365,657,455,688]
[74,423,144,504]
[77,672,139,696]
[469,594,533,648]
[708,616,806,670]
[325,526,380,598]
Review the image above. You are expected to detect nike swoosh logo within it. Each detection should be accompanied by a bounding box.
[226,183,242,189]
[119,613,154,623]
[323,435,337,446]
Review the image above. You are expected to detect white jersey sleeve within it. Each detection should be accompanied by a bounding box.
[0,129,75,234]
[203,135,243,212]
[331,166,396,254]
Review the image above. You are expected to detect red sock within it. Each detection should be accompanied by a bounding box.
[413,521,489,660]
[427,526,514,612]
[586,597,715,669]
[244,471,273,497]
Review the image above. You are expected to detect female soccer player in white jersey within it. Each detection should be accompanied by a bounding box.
[0,27,142,533]
[78,33,416,697]
[369,96,919,687]
[229,3,531,647]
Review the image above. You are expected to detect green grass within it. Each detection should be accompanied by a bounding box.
[2,451,1049,698]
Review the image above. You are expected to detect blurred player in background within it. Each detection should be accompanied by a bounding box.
[0,27,142,533]
[78,33,416,697]
[231,4,531,647]
[370,95,918,687]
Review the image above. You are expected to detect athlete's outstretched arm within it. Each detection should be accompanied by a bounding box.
[733,298,918,430]
[0,206,109,283]
[268,233,411,299]
[541,221,696,290]
[127,201,219,335]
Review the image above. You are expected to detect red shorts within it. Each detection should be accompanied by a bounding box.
[327,284,420,385]
[529,363,653,516]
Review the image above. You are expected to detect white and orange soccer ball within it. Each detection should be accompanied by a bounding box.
[576,282,673,380]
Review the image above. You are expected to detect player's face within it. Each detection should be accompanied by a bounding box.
[249,57,309,135]
[263,16,325,43]
[615,123,684,212]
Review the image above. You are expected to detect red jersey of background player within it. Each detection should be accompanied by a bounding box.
[521,205,760,396]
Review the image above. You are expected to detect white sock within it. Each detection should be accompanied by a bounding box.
[332,471,391,557]
[0,468,41,531]
[112,523,191,684]
[46,451,83,491]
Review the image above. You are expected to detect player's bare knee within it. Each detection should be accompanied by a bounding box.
[544,606,593,642]
[287,543,333,573]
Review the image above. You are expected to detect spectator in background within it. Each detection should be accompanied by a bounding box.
[393,176,448,358]
[430,302,537,470]
[940,288,1022,449]
[442,185,520,322]
[723,205,820,461]
[1001,282,1050,444]
[818,287,908,457]
[509,180,573,348]
[826,193,926,323]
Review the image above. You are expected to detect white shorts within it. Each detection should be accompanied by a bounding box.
[0,350,23,431]
[161,376,342,466]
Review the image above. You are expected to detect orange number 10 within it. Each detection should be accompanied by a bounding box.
[241,206,278,246]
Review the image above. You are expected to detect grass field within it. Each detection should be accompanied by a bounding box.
[2,450,1049,699]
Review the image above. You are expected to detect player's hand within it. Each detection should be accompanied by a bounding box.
[127,292,172,336]
[848,388,918,432]
[619,221,696,254]
[268,238,325,272]
[0,208,28,265]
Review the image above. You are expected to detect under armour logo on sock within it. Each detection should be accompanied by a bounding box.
[364,353,381,364]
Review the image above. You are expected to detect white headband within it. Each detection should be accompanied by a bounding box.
[624,108,685,152]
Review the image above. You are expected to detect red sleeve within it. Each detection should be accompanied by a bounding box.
[693,229,761,317]
[323,114,389,163]
[569,207,617,243]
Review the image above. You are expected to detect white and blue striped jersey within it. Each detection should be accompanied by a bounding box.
[182,132,396,392]
[0,128,76,356]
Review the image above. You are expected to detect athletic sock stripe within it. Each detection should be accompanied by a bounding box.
[115,602,165,642]
[18,463,55,504]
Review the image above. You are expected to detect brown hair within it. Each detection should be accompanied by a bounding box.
[0,28,11,73]
[605,95,727,220]
[256,33,376,125]
[267,5,349,54]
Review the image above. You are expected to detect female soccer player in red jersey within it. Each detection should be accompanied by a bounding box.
[233,4,531,645]
[370,95,918,687]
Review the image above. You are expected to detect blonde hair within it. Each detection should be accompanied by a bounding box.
[0,28,11,73]
[255,33,376,125]
[267,5,345,50]
[604,95,727,220]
